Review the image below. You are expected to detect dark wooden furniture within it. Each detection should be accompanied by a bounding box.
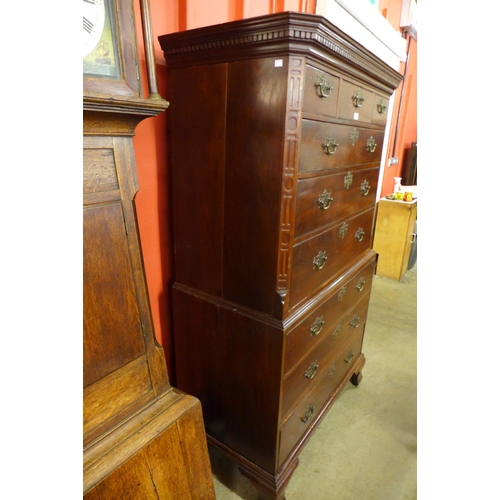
[83,1,215,498]
[159,12,402,500]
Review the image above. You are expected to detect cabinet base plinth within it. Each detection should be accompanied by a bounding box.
[238,458,299,500]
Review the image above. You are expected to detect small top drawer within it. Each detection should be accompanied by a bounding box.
[338,80,374,123]
[295,166,379,238]
[302,65,340,118]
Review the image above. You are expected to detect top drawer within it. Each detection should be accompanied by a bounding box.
[338,80,375,123]
[302,65,340,118]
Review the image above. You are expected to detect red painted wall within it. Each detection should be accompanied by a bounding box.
[378,0,418,196]
[131,0,416,381]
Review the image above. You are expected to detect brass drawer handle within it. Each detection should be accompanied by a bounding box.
[360,180,370,196]
[355,228,365,242]
[355,277,365,292]
[331,324,341,340]
[317,190,333,210]
[352,89,365,108]
[344,351,354,364]
[313,250,327,270]
[367,136,377,153]
[310,316,325,336]
[305,360,319,380]
[339,222,348,239]
[323,136,339,155]
[349,314,360,329]
[377,98,387,114]
[301,404,315,423]
[315,74,332,98]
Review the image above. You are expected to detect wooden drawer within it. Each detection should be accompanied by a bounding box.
[338,80,374,123]
[289,208,375,308]
[295,166,379,238]
[371,93,390,126]
[281,293,371,420]
[284,255,375,376]
[302,65,340,117]
[278,331,364,466]
[299,121,384,173]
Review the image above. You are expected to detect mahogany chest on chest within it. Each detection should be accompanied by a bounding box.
[159,12,402,499]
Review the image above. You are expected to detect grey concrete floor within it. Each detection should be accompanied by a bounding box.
[209,264,417,500]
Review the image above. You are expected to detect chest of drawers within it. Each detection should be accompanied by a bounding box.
[159,12,402,500]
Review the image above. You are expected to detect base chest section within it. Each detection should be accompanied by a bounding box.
[172,253,375,475]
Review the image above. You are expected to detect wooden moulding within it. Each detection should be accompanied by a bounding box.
[159,12,402,94]
[84,389,214,499]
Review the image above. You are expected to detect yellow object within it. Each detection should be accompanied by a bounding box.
[373,199,417,280]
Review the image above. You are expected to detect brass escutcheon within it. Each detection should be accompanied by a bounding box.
[332,324,341,340]
[328,364,336,378]
[317,190,333,210]
[360,180,370,196]
[344,172,353,189]
[310,316,325,336]
[338,285,347,301]
[339,222,349,239]
[315,74,333,98]
[350,314,360,329]
[349,128,359,146]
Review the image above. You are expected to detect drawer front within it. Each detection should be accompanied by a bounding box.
[338,80,374,123]
[302,65,340,117]
[284,255,375,376]
[278,332,364,466]
[289,208,375,308]
[281,293,371,420]
[371,93,390,126]
[295,166,379,238]
[299,121,384,173]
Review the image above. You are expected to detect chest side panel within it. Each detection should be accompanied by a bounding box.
[169,63,228,296]
[222,57,289,313]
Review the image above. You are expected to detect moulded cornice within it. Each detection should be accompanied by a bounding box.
[159,12,402,93]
